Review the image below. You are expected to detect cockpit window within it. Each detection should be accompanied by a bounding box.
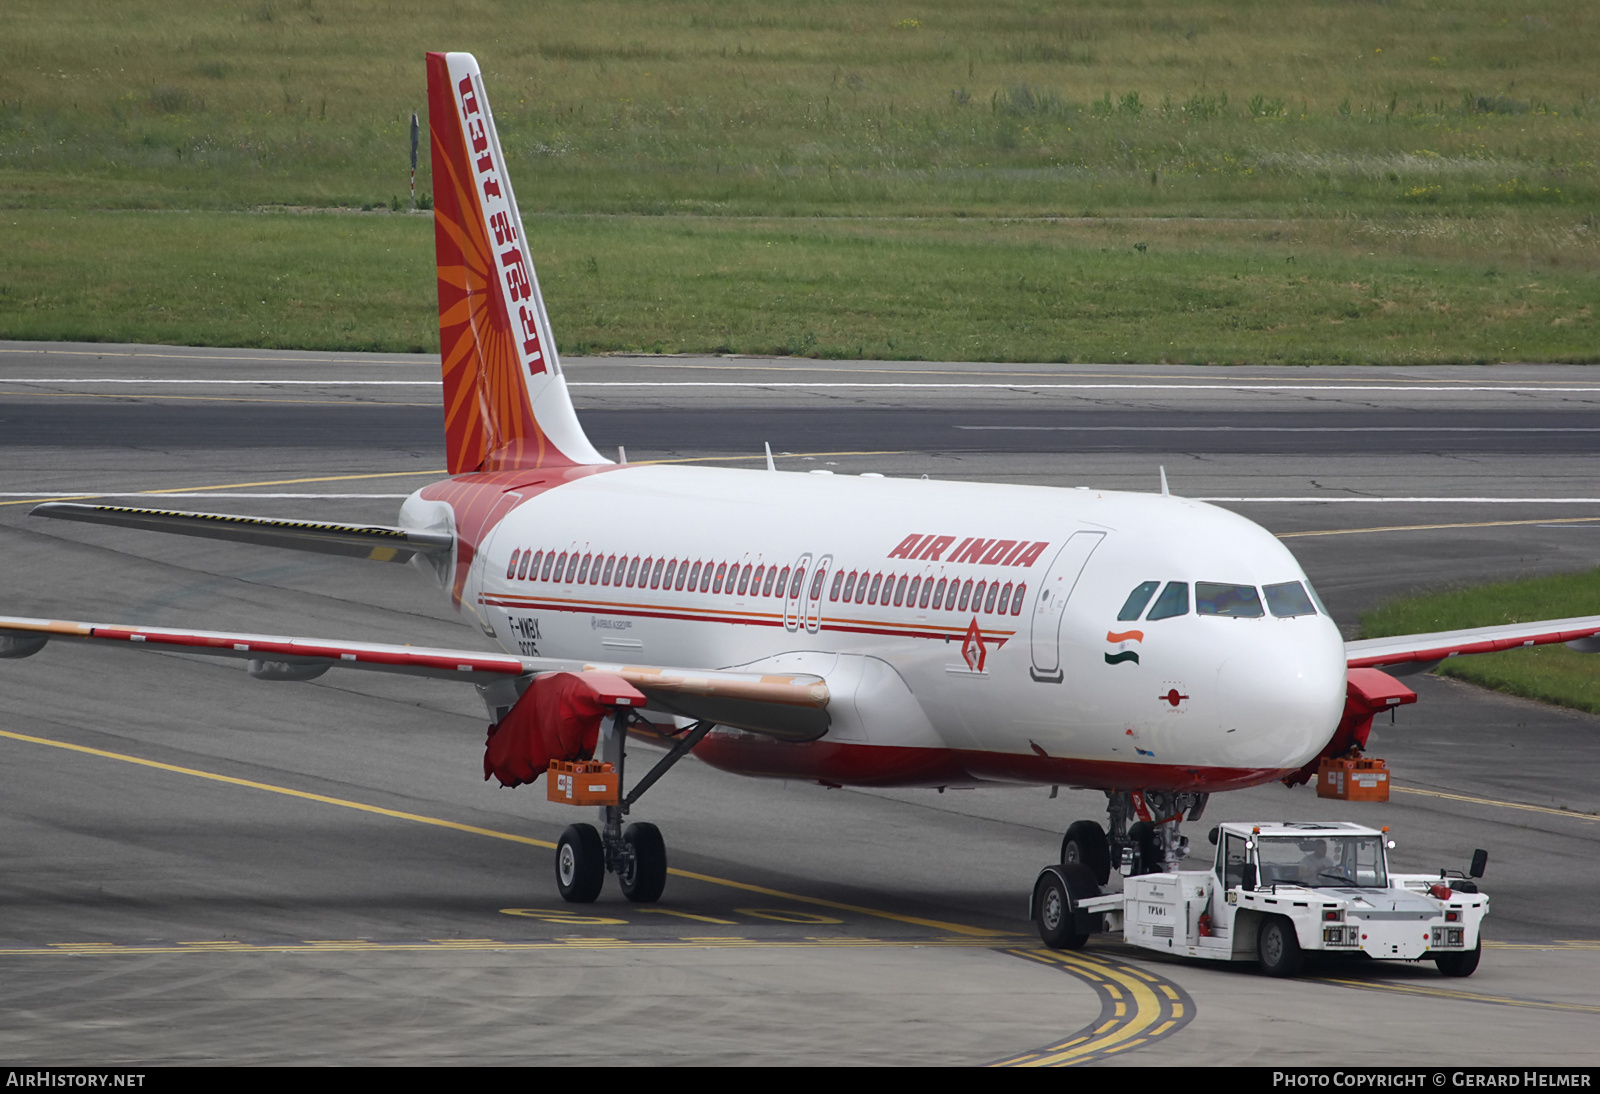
[1196,582,1264,618]
[1264,581,1318,618]
[1145,581,1189,620]
[1117,581,1161,621]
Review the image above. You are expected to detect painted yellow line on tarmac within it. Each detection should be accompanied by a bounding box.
[0,388,436,408]
[1392,784,1600,822]
[0,347,425,366]
[991,947,1192,1067]
[0,936,1005,959]
[0,728,1005,939]
[0,469,449,507]
[1324,977,1600,1015]
[1279,515,1600,539]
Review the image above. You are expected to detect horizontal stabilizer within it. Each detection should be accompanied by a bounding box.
[32,503,453,564]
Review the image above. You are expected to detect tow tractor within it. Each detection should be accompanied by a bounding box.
[1032,821,1489,977]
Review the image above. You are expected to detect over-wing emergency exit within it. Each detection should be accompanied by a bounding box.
[6,52,1598,926]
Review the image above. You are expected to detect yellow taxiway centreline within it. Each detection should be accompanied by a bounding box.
[1323,977,1600,1015]
[0,728,1007,939]
[0,936,1007,958]
[1392,785,1600,822]
[989,947,1189,1068]
[0,469,451,507]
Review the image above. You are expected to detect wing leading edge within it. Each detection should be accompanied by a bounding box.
[0,615,829,740]
[1346,616,1600,675]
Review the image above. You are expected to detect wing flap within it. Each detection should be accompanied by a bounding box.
[1346,615,1600,675]
[31,503,453,564]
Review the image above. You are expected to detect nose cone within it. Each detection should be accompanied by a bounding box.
[1215,617,1347,770]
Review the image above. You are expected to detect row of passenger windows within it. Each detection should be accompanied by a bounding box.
[830,570,1027,617]
[504,547,1028,616]
[1117,580,1319,621]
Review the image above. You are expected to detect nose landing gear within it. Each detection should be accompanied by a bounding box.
[1060,789,1210,881]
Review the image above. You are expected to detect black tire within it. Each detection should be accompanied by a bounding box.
[1435,942,1482,978]
[1257,915,1305,977]
[1061,820,1111,886]
[619,822,668,904]
[1034,862,1100,950]
[555,823,605,903]
[1127,821,1161,875]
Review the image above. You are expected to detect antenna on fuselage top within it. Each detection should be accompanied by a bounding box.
[618,446,628,465]
[764,442,776,472]
[1159,466,1170,496]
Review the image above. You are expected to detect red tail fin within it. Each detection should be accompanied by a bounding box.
[426,52,606,474]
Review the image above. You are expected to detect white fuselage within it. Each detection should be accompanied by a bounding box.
[403,466,1348,790]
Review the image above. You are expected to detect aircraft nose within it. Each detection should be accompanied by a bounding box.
[1215,627,1347,767]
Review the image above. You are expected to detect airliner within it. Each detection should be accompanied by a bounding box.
[5,52,1598,906]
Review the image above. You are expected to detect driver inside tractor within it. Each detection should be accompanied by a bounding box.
[1296,840,1332,885]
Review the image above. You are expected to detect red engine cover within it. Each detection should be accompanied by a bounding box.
[483,671,645,788]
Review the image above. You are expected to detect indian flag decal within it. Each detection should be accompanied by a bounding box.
[1104,629,1143,666]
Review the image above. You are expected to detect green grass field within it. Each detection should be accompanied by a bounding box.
[1360,571,1600,714]
[1,0,1597,359]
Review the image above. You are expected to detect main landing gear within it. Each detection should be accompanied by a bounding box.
[1060,789,1211,884]
[555,711,715,905]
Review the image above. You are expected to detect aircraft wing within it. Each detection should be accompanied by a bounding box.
[0,615,829,740]
[1345,616,1600,676]
[31,503,453,565]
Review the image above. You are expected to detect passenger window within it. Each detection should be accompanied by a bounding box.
[1196,582,1264,618]
[1264,581,1317,618]
[1146,581,1189,620]
[1117,581,1161,621]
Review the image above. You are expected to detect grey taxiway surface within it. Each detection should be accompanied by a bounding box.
[0,342,1598,1065]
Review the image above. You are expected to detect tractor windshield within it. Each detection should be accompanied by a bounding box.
[1256,835,1388,888]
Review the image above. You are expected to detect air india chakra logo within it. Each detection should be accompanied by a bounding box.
[961,617,988,673]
